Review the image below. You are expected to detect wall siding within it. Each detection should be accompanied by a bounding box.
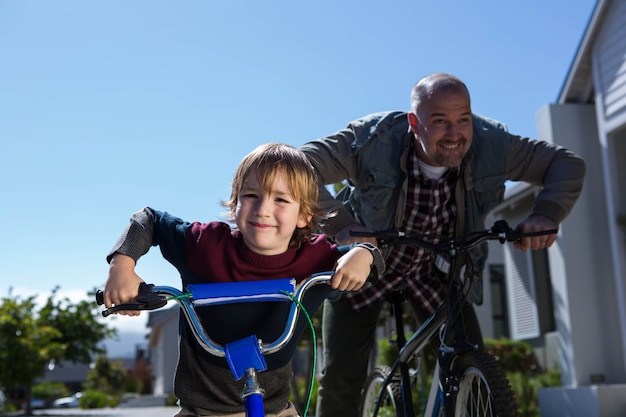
[595,0,626,122]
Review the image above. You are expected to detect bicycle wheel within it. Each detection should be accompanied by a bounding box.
[360,365,404,417]
[436,350,518,417]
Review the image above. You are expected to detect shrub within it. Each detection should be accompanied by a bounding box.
[375,336,561,417]
[507,369,561,417]
[485,338,562,417]
[32,381,69,406]
[484,338,538,373]
[79,390,117,409]
[166,393,179,407]
[290,375,319,415]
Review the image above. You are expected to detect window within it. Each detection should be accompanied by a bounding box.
[489,264,509,338]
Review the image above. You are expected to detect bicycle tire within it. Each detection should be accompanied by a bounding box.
[436,350,518,417]
[360,365,405,417]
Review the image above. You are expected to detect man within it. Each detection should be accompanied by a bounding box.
[300,72,585,417]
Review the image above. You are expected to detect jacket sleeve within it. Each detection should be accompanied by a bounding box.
[506,135,586,223]
[301,112,402,237]
[300,126,362,238]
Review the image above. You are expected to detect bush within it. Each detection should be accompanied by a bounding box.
[166,393,179,407]
[79,390,118,409]
[374,336,561,417]
[290,376,319,416]
[484,338,539,373]
[485,338,562,417]
[32,381,69,407]
[507,369,561,417]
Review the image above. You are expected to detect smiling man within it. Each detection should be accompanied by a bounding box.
[300,72,586,417]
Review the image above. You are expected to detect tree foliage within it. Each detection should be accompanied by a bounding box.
[83,356,128,400]
[0,287,116,414]
[38,288,115,364]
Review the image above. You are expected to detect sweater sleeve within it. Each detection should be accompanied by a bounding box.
[106,207,155,263]
[354,242,385,279]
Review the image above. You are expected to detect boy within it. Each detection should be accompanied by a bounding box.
[102,143,383,417]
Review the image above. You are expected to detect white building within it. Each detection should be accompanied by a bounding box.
[474,1,626,415]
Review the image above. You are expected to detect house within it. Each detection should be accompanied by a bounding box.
[146,305,179,396]
[473,0,626,415]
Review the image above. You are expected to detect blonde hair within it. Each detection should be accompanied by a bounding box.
[222,143,323,248]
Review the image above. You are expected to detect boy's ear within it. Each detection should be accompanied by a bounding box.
[297,213,313,228]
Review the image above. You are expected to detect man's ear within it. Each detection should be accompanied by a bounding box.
[407,112,418,127]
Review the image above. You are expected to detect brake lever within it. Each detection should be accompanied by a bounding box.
[95,282,168,317]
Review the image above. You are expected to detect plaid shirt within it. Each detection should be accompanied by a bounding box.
[347,143,458,313]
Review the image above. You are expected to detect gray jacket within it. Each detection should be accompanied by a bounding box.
[301,111,585,299]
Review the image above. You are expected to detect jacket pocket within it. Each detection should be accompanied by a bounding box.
[350,168,402,228]
[470,174,505,216]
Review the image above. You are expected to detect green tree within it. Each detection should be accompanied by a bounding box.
[38,288,115,364]
[0,288,116,414]
[83,356,128,401]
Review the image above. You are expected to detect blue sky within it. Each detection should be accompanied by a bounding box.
[0,0,596,353]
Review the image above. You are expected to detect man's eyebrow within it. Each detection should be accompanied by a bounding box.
[429,110,472,118]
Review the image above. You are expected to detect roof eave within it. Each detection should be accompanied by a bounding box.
[557,0,610,104]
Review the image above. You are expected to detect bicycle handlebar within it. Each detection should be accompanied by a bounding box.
[350,220,557,252]
[96,272,336,358]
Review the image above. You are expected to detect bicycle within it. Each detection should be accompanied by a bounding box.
[96,272,340,417]
[355,220,556,417]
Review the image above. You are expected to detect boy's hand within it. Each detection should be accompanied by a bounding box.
[104,254,145,316]
[330,247,375,291]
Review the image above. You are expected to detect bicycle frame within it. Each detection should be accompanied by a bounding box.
[97,272,337,417]
[370,294,447,417]
[357,220,557,417]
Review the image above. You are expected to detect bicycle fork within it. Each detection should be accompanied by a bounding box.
[390,294,416,417]
[437,281,477,416]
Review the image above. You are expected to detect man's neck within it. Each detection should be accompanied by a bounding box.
[416,158,448,180]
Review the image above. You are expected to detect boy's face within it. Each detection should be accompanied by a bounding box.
[235,171,310,255]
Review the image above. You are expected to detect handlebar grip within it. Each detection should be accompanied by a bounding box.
[96,282,168,317]
[505,228,559,242]
[96,290,104,305]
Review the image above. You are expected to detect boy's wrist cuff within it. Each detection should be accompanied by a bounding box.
[354,242,385,277]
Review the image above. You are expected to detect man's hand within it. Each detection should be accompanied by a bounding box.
[334,223,378,246]
[514,215,559,252]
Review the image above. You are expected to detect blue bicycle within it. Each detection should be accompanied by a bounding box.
[96,272,338,417]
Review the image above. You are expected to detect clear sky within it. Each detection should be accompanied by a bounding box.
[0,0,596,353]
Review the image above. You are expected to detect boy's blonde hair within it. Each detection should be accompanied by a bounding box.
[223,143,323,249]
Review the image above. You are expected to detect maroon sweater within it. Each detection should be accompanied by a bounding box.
[109,208,342,414]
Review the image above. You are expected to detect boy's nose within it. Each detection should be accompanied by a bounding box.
[254,197,271,216]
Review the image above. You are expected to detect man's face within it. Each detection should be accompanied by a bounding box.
[409,87,473,168]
